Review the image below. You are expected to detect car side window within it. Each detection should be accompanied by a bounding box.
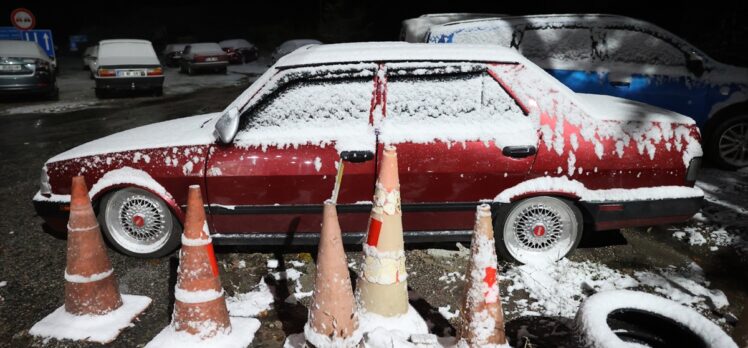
[519,27,593,62]
[237,76,373,136]
[385,71,526,124]
[599,29,685,66]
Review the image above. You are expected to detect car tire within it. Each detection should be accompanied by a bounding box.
[707,114,748,170]
[98,187,181,258]
[574,290,737,348]
[47,87,59,101]
[220,67,227,74]
[95,88,106,99]
[494,196,583,264]
[153,87,163,97]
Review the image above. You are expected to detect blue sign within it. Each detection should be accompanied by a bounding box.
[0,27,55,58]
[69,34,88,52]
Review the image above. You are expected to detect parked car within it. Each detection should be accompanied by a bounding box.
[0,40,58,99]
[426,14,748,169]
[94,39,164,98]
[82,45,98,70]
[34,43,703,263]
[400,13,504,43]
[180,43,229,75]
[162,43,187,67]
[271,39,322,63]
[219,39,258,64]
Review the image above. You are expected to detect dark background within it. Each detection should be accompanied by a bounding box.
[2,0,747,66]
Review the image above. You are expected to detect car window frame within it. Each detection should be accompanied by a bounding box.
[516,25,596,63]
[596,26,690,67]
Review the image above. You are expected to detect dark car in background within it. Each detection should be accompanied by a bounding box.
[0,40,58,100]
[162,43,188,67]
[94,39,164,98]
[219,39,258,64]
[180,43,229,74]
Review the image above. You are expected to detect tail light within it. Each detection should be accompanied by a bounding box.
[193,54,205,62]
[686,157,702,183]
[98,68,116,77]
[35,59,51,72]
[147,67,163,76]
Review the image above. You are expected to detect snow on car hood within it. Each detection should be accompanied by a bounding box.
[48,113,219,163]
[576,93,696,125]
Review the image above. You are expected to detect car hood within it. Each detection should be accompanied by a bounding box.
[576,93,696,125]
[48,113,219,164]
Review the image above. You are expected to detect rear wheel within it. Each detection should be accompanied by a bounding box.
[98,188,181,258]
[494,196,582,264]
[707,114,748,170]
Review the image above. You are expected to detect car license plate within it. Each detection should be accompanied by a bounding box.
[117,70,145,77]
[206,57,218,62]
[0,64,22,71]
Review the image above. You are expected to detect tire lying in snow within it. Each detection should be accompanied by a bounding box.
[574,290,737,348]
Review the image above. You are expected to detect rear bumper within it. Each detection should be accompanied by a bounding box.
[187,61,228,69]
[580,196,703,231]
[0,75,55,95]
[95,76,164,91]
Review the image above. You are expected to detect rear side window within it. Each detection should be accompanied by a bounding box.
[240,77,373,132]
[385,71,525,123]
[599,29,685,66]
[519,27,593,62]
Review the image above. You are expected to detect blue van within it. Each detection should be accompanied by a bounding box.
[426,14,748,169]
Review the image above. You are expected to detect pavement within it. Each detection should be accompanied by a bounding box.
[0,58,747,348]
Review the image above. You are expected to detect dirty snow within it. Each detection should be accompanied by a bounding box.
[29,294,152,344]
[634,263,729,311]
[226,278,274,317]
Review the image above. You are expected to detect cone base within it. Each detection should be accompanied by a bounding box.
[303,321,363,348]
[358,304,428,338]
[29,294,151,344]
[146,316,260,348]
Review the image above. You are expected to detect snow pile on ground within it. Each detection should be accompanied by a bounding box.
[503,259,638,318]
[634,263,729,312]
[3,101,102,115]
[358,305,430,348]
[226,278,274,317]
[144,317,260,348]
[691,168,748,254]
[266,258,313,304]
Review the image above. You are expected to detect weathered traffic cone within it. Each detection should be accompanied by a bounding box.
[303,201,362,347]
[458,204,507,347]
[65,176,123,315]
[171,185,231,338]
[29,176,151,343]
[146,185,260,348]
[358,145,409,317]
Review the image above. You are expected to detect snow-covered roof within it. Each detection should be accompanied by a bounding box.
[99,39,152,45]
[98,39,159,66]
[0,40,48,59]
[274,42,527,68]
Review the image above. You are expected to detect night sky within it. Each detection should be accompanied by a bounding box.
[2,1,747,66]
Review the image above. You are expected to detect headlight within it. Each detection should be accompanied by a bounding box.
[40,166,51,195]
[686,157,702,183]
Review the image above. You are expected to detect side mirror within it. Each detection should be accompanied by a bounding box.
[215,106,240,144]
[686,52,705,77]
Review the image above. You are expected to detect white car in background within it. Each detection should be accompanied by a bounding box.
[271,39,322,63]
[94,39,164,98]
[400,13,504,43]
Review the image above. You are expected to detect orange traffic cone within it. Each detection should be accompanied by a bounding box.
[29,176,151,343]
[171,185,231,337]
[358,145,409,317]
[304,201,362,347]
[458,204,507,347]
[146,185,260,348]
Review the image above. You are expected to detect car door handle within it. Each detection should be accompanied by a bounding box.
[340,150,374,163]
[502,145,537,158]
[609,80,631,87]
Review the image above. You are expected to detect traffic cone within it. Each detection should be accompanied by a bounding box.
[29,176,151,343]
[146,185,260,348]
[458,204,507,347]
[358,145,409,317]
[303,201,362,347]
[171,185,231,338]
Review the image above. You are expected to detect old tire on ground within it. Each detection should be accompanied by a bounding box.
[706,114,748,170]
[98,187,181,258]
[494,196,582,264]
[575,290,737,348]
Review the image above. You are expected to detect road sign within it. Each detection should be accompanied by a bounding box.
[10,8,35,30]
[0,27,55,58]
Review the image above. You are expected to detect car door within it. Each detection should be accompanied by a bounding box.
[593,27,709,119]
[378,63,538,232]
[517,25,602,94]
[205,67,378,237]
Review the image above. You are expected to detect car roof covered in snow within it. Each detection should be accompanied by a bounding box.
[274,42,527,68]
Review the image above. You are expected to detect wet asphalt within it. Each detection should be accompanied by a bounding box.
[0,82,747,347]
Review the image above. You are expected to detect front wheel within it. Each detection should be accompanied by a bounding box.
[98,187,181,258]
[707,114,748,170]
[494,196,582,264]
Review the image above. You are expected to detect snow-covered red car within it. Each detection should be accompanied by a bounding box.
[33,43,704,263]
